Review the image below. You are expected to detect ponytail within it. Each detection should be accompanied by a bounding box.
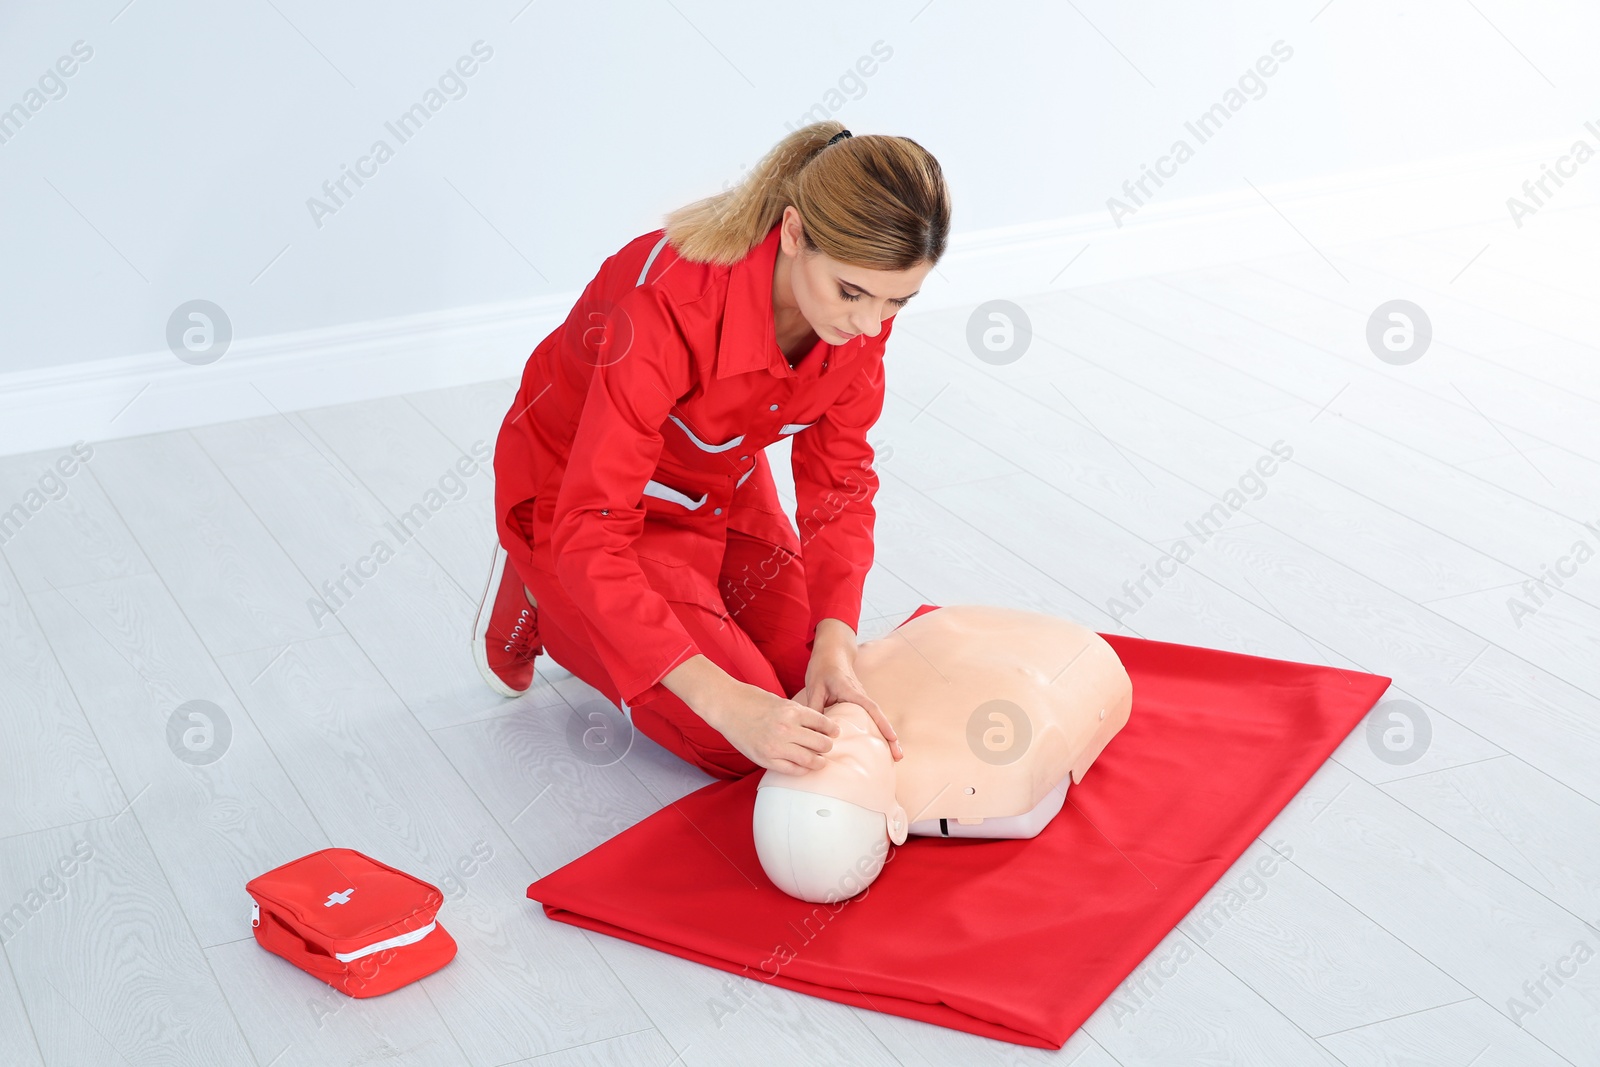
[663,121,950,272]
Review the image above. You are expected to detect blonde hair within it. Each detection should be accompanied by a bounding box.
[663,121,950,271]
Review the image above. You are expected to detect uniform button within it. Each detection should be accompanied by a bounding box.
[713,507,723,515]
[600,508,609,516]
[740,455,748,461]
[768,404,779,411]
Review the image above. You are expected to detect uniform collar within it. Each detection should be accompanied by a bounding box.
[716,222,865,380]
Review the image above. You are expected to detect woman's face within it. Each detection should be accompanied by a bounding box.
[777,206,933,345]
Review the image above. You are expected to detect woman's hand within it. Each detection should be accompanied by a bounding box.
[795,619,903,761]
[700,682,841,775]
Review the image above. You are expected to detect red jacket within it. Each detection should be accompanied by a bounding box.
[494,221,895,705]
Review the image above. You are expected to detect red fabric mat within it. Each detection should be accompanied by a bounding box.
[527,604,1393,1048]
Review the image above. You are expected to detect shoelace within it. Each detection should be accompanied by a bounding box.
[502,606,539,657]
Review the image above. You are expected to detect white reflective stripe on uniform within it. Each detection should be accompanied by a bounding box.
[333,921,438,963]
[668,414,744,452]
[778,421,816,435]
[637,234,670,286]
[735,465,756,488]
[643,479,709,510]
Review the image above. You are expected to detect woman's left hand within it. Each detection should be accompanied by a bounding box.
[796,622,903,761]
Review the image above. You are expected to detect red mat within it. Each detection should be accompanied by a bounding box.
[527,604,1393,1048]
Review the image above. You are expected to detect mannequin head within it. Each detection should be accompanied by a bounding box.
[752,703,908,904]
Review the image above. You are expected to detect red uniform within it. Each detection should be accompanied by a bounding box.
[493,221,894,777]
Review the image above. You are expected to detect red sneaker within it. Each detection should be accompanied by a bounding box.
[473,543,543,697]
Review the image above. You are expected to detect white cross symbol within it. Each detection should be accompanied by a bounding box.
[323,888,355,907]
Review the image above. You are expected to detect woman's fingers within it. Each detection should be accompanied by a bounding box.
[787,714,838,758]
[797,704,840,737]
[764,696,907,774]
[872,715,904,760]
[773,744,828,773]
[878,726,904,760]
[844,689,902,760]
[860,694,895,739]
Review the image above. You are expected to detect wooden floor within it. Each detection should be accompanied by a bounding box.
[2,207,1598,1066]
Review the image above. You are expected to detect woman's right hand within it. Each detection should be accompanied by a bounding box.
[701,680,841,775]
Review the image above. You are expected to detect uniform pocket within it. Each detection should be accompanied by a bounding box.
[633,548,726,613]
[641,477,710,512]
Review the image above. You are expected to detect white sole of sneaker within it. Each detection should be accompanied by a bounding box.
[473,542,530,699]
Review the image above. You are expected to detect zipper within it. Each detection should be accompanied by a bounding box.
[333,921,438,963]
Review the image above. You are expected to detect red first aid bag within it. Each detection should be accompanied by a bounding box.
[246,847,456,997]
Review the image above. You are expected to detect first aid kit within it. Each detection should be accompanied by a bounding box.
[246,847,456,997]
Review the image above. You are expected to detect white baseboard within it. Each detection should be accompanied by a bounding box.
[0,294,572,459]
[0,137,1584,458]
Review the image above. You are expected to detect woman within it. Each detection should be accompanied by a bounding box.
[474,121,950,780]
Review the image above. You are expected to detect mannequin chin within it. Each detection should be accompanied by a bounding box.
[751,604,1133,903]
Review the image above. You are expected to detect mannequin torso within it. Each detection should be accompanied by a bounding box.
[849,604,1132,824]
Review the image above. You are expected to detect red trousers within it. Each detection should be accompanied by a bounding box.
[503,499,813,779]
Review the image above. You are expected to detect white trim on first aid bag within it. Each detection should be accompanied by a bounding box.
[643,479,709,510]
[637,234,670,286]
[334,921,439,963]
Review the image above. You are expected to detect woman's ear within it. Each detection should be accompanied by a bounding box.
[779,205,804,253]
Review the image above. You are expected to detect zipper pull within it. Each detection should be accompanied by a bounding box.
[251,901,260,928]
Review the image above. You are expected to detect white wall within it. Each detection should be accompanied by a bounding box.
[1,0,1596,452]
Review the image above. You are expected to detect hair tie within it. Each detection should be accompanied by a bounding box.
[826,129,852,146]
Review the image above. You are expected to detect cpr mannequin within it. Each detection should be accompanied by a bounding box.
[752,605,1132,903]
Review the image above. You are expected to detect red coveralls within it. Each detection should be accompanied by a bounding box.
[493,221,895,778]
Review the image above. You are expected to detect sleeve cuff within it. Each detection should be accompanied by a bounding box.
[807,583,865,642]
[616,638,701,709]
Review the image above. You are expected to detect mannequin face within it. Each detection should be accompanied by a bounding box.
[773,703,906,845]
[773,205,933,346]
